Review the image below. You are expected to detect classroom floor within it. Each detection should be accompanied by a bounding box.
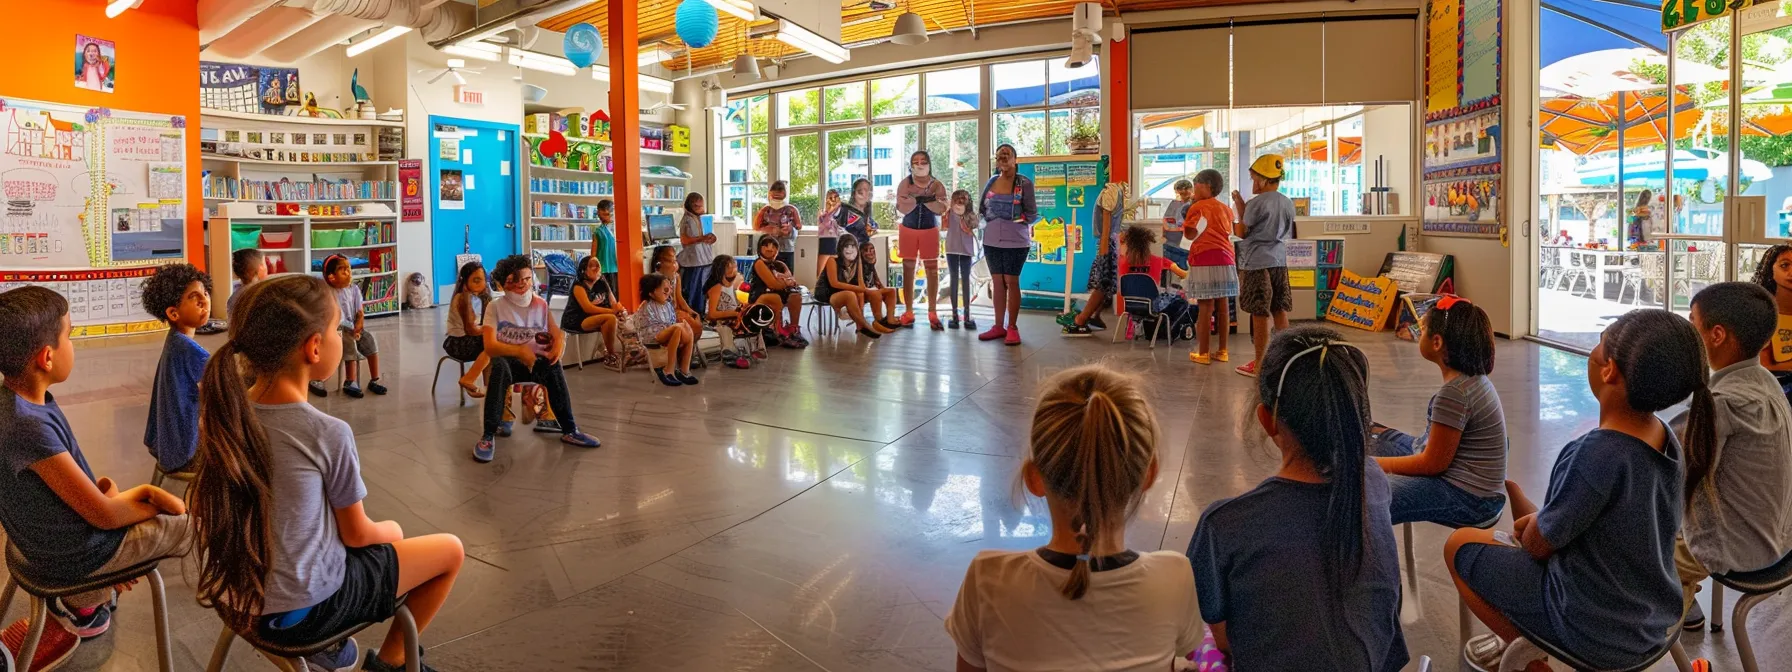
[15,305,1789,672]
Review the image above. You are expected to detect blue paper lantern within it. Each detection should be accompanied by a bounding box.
[675,0,719,49]
[563,22,602,69]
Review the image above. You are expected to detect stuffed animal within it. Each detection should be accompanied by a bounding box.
[404,272,432,309]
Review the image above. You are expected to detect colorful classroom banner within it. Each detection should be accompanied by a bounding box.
[1663,0,1759,32]
[399,159,423,221]
[1422,0,1503,238]
[1325,269,1399,332]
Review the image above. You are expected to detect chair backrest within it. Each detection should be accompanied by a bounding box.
[1118,273,1160,317]
[541,254,576,304]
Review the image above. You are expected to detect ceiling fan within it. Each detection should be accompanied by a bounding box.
[640,95,688,114]
[417,58,483,85]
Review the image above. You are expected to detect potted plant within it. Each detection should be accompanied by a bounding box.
[1068,118,1100,154]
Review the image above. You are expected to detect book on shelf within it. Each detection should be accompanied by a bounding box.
[529,177,613,196]
[231,177,396,201]
[529,223,600,241]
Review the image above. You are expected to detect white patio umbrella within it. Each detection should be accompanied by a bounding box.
[1540,47,1730,97]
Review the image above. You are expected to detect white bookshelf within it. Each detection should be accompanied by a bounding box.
[207,203,402,318]
[524,131,692,274]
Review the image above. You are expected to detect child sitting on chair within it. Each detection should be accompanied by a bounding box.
[314,255,388,399]
[471,255,601,463]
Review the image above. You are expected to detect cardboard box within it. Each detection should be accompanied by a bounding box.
[668,125,690,153]
[524,113,552,135]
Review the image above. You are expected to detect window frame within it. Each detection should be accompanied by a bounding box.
[720,93,771,222]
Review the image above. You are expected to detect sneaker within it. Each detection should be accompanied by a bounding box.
[343,381,365,399]
[948,316,961,329]
[1462,633,1506,672]
[751,348,767,360]
[3,618,79,672]
[533,419,563,433]
[930,314,944,331]
[1235,361,1258,378]
[497,420,514,437]
[1683,600,1706,631]
[367,378,388,395]
[900,312,916,327]
[560,431,601,448]
[763,331,784,347]
[858,327,883,340]
[675,372,701,385]
[304,637,359,672]
[47,598,111,639]
[978,325,1006,341]
[728,356,751,369]
[965,317,978,330]
[1088,315,1108,331]
[656,369,684,386]
[1004,327,1021,346]
[600,353,622,370]
[1216,350,1230,363]
[1190,352,1212,365]
[1055,312,1078,328]
[472,435,495,463]
[309,381,328,397]
[1062,324,1092,337]
[362,649,438,672]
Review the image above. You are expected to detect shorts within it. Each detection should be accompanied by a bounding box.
[66,514,193,608]
[818,236,839,257]
[899,226,940,261]
[1455,543,1565,651]
[255,544,400,648]
[1086,251,1118,295]
[984,245,1028,276]
[443,334,483,362]
[749,287,792,306]
[1183,264,1240,300]
[777,251,797,273]
[340,328,378,362]
[1237,267,1293,316]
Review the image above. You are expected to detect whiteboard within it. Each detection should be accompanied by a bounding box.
[2,95,187,336]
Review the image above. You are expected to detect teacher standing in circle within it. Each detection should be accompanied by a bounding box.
[896,150,950,330]
[978,143,1036,346]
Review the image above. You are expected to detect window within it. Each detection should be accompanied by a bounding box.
[872,75,920,119]
[780,88,820,127]
[870,124,918,225]
[827,128,868,192]
[782,133,821,215]
[824,82,866,123]
[926,67,979,113]
[873,148,892,159]
[874,175,893,187]
[721,94,770,220]
[925,119,981,192]
[989,56,1102,156]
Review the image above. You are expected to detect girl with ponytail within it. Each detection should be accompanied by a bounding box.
[1447,308,1701,671]
[1186,326,1408,671]
[192,275,464,672]
[946,365,1200,671]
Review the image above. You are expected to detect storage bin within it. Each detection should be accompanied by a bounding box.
[311,229,343,248]
[230,225,261,251]
[258,231,294,248]
[337,228,365,247]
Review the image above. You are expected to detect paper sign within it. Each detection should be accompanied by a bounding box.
[461,148,472,164]
[500,161,511,176]
[498,131,507,141]
[1289,269,1316,288]
[1324,269,1398,332]
[1287,240,1318,268]
[399,159,423,222]
[465,174,475,190]
[439,138,459,161]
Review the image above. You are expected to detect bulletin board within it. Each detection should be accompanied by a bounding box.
[1421,0,1503,238]
[2,95,187,336]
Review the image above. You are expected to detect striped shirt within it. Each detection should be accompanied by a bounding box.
[1419,375,1508,498]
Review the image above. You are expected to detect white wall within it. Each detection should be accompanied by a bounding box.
[1362,105,1413,214]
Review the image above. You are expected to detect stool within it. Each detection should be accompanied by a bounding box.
[0,543,173,672]
[149,464,195,490]
[203,597,420,672]
[1669,550,1792,672]
[562,329,605,370]
[1401,509,1504,648]
[805,300,842,336]
[1501,619,1680,672]
[430,355,473,405]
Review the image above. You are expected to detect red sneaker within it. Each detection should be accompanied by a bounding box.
[2,618,79,672]
[978,326,1007,341]
[1235,361,1259,378]
[1004,327,1021,346]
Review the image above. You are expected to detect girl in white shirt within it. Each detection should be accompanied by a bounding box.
[946,365,1201,672]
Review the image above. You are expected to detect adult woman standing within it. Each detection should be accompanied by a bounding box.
[978,144,1037,346]
[1628,189,1654,247]
[896,150,950,329]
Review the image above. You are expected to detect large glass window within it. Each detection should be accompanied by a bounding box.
[872,75,920,119]
[782,133,821,215]
[926,119,981,193]
[780,88,820,127]
[989,56,1101,156]
[824,82,867,123]
[827,128,868,193]
[926,67,980,113]
[871,124,919,224]
[721,94,769,220]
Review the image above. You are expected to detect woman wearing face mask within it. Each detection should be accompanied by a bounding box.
[896,151,950,330]
[979,144,1037,346]
[835,178,878,248]
[754,181,804,272]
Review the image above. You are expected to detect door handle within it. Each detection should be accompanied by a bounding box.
[506,222,515,229]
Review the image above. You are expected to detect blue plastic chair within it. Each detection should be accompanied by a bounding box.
[1116,273,1167,347]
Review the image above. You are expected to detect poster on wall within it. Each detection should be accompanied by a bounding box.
[439,169,464,210]
[197,61,299,115]
[1421,0,1503,238]
[399,159,423,221]
[74,35,116,94]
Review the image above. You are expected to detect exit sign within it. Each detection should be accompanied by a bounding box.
[454,86,484,105]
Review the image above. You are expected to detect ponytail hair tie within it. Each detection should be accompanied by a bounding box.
[1076,554,1092,563]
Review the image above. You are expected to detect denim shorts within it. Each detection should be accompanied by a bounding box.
[1370,428,1506,527]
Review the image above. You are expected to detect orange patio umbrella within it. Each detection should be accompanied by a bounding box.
[1540,88,1704,155]
[1299,136,1362,164]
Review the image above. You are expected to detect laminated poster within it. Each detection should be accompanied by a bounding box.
[439,169,465,210]
[1324,269,1398,332]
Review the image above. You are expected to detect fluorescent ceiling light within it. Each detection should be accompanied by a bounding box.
[590,64,610,81]
[638,73,675,94]
[754,18,850,64]
[443,41,504,62]
[346,26,412,57]
[704,0,757,21]
[508,48,577,76]
[638,46,675,67]
[454,21,517,47]
[105,0,142,18]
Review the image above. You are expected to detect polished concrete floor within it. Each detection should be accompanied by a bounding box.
[11,306,1789,671]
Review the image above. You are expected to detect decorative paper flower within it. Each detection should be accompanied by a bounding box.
[84,108,112,124]
[170,116,186,129]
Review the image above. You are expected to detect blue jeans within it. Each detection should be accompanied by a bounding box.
[1369,428,1506,527]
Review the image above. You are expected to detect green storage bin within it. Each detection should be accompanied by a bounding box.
[311,229,343,248]
[338,228,366,247]
[230,225,261,251]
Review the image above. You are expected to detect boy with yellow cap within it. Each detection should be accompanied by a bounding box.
[1234,154,1296,377]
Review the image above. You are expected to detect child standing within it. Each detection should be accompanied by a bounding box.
[229,248,265,317]
[1447,309,1704,670]
[817,188,843,277]
[1187,326,1408,671]
[447,261,492,397]
[703,255,767,369]
[755,181,804,271]
[313,255,387,399]
[1677,282,1792,632]
[677,193,717,315]
[1162,178,1194,268]
[835,178,878,248]
[473,255,601,463]
[561,255,624,369]
[1234,154,1296,378]
[188,275,463,672]
[1183,169,1240,365]
[1058,183,1128,336]
[943,190,980,330]
[946,365,1200,671]
[0,287,190,668]
[749,235,808,347]
[638,273,699,386]
[1367,298,1508,527]
[591,199,620,292]
[142,264,213,475]
[1749,244,1792,398]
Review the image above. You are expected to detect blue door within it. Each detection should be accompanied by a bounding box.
[429,116,519,302]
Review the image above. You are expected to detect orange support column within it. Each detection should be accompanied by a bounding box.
[1105,33,1130,185]
[609,2,643,308]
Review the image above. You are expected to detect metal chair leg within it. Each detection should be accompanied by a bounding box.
[0,575,14,620]
[1401,523,1419,600]
[1710,582,1724,631]
[1670,641,1694,672]
[1458,596,1473,649]
[396,604,422,672]
[204,624,236,672]
[150,467,166,488]
[149,568,173,672]
[16,597,46,672]
[1733,592,1771,672]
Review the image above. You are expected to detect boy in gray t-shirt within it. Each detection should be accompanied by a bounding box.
[1234,154,1297,378]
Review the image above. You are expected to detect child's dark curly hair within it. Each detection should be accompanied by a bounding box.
[141,263,213,323]
[1121,224,1158,266]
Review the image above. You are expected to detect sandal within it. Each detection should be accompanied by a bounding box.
[1462,633,1505,672]
[930,314,944,330]
[458,379,487,398]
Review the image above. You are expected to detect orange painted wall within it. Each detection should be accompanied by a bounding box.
[5,0,203,269]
